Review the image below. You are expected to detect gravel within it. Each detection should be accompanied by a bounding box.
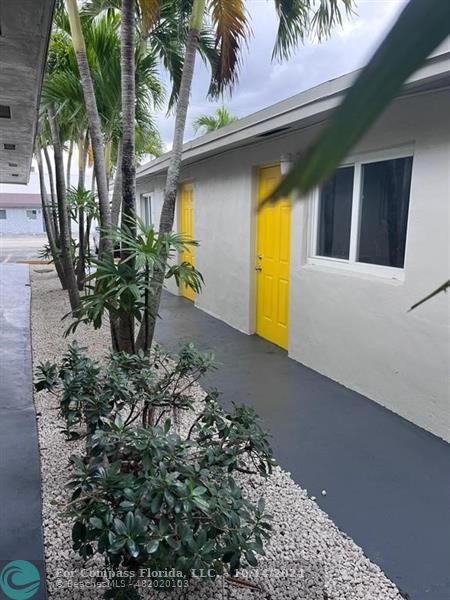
[31,269,403,600]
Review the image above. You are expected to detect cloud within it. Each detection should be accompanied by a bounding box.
[154,0,409,149]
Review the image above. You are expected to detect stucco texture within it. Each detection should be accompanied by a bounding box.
[137,89,450,442]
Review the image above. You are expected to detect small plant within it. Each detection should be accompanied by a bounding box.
[65,217,204,354]
[35,342,216,438]
[35,343,275,598]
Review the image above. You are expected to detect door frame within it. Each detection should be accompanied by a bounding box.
[178,180,195,300]
[253,162,292,349]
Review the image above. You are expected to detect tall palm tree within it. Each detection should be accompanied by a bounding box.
[140,0,354,350]
[65,0,112,258]
[35,126,67,289]
[116,0,137,352]
[45,10,164,219]
[47,106,81,311]
[193,105,238,134]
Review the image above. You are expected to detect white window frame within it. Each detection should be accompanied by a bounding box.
[140,193,152,226]
[26,209,38,220]
[308,145,414,281]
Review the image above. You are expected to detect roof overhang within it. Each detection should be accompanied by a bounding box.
[0,193,42,208]
[0,0,55,185]
[137,50,450,181]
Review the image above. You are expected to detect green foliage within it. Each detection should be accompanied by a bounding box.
[272,0,353,61]
[68,419,272,587]
[43,11,164,151]
[65,217,204,339]
[267,0,450,202]
[35,342,275,597]
[193,106,238,135]
[34,341,217,437]
[66,186,99,222]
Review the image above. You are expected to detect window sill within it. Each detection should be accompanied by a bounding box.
[304,257,405,283]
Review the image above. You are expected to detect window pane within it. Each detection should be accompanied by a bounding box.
[358,157,412,268]
[141,195,151,226]
[26,209,37,220]
[0,209,6,219]
[317,166,354,259]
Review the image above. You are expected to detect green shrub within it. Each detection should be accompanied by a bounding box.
[35,342,216,438]
[35,343,275,598]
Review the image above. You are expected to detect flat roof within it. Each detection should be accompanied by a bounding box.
[137,49,450,180]
[0,193,41,208]
[0,0,55,185]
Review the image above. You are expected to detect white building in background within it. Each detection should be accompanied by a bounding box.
[0,193,44,234]
[136,53,450,443]
[0,156,95,236]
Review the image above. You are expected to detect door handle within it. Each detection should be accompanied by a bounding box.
[255,266,262,271]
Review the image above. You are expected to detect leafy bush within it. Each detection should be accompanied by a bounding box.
[64,217,204,354]
[35,342,215,438]
[35,343,275,598]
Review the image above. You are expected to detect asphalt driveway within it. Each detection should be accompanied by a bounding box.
[0,234,48,262]
[0,264,47,597]
[156,291,450,600]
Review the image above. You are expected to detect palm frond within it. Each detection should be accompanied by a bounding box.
[193,105,237,133]
[81,0,121,19]
[207,0,250,95]
[409,280,450,312]
[266,0,450,202]
[137,0,161,34]
[272,0,353,61]
[193,115,218,133]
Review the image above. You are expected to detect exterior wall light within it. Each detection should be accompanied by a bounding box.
[280,153,292,175]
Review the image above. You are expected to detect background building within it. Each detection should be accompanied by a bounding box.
[0,193,44,234]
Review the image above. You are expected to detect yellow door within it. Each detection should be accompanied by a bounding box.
[179,182,195,301]
[256,165,291,349]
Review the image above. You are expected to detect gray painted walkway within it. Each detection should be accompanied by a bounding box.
[0,264,47,598]
[156,292,450,600]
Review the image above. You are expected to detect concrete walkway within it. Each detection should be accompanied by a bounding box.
[0,264,47,598]
[156,292,450,600]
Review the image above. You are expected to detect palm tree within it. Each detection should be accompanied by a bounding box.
[116,0,137,352]
[193,106,238,134]
[140,0,354,350]
[35,127,67,289]
[45,10,164,210]
[65,0,113,258]
[47,106,81,311]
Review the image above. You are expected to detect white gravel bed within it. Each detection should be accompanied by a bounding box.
[31,269,403,600]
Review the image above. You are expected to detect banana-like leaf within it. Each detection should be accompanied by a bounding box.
[266,0,450,203]
[409,280,450,311]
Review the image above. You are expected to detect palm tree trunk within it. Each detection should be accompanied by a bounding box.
[43,145,59,237]
[66,139,74,189]
[65,0,112,259]
[111,139,123,227]
[136,0,205,351]
[36,144,66,288]
[117,0,136,353]
[120,0,136,231]
[86,170,96,259]
[48,107,81,311]
[105,140,112,191]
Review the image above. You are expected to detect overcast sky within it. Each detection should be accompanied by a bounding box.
[156,0,409,149]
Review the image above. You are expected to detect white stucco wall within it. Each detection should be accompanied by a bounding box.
[137,89,450,442]
[0,207,45,234]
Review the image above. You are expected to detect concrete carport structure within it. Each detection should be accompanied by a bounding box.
[0,0,55,184]
[0,1,54,597]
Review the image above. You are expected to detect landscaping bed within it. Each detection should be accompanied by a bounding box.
[31,268,403,600]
